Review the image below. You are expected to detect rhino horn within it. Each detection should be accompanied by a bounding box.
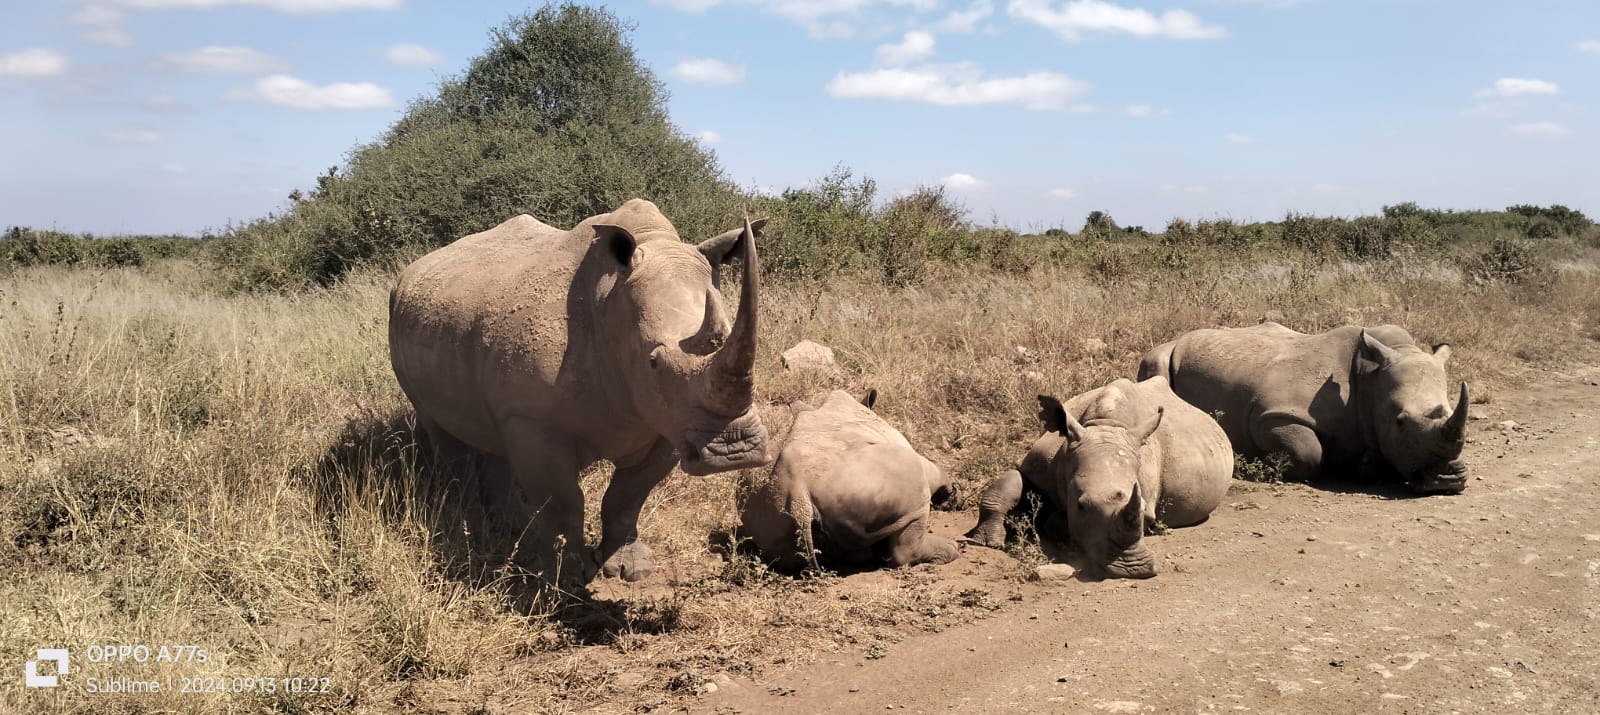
[1444,381,1470,441]
[1120,482,1144,531]
[706,217,761,413]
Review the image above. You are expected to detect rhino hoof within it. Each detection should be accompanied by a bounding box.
[602,542,656,582]
[963,523,1007,549]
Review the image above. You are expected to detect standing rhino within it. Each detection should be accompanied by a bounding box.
[1138,323,1469,493]
[738,389,959,572]
[967,377,1233,579]
[966,377,1228,579]
[389,199,770,583]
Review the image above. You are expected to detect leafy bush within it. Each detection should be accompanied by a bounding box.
[1465,236,1538,284]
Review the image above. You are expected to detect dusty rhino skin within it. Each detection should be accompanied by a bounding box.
[389,199,770,583]
[1138,322,1470,493]
[738,390,959,572]
[967,376,1233,579]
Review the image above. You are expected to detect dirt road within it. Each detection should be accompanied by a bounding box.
[700,367,1600,714]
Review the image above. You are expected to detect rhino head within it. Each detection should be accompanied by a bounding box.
[591,202,770,476]
[1039,394,1164,580]
[1357,331,1470,493]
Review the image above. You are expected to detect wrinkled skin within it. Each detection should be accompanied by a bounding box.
[739,390,959,572]
[1139,323,1469,493]
[966,377,1234,579]
[389,199,770,584]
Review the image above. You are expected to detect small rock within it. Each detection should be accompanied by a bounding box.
[1261,310,1285,324]
[703,682,719,694]
[1468,410,1487,421]
[1306,535,1318,542]
[1030,564,1078,582]
[613,672,647,689]
[1496,420,1520,432]
[849,686,861,693]
[1083,338,1108,354]
[782,340,839,373]
[1329,659,1345,668]
[1024,370,1044,382]
[713,673,734,687]
[1057,676,1069,683]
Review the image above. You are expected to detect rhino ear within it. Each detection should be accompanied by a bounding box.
[1359,329,1400,368]
[697,217,768,267]
[861,388,878,410]
[1038,395,1068,435]
[594,224,637,267]
[1432,343,1452,366]
[1130,406,1164,444]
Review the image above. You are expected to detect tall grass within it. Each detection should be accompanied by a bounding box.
[2,239,1597,711]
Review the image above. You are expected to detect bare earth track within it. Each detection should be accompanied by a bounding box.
[699,366,1600,714]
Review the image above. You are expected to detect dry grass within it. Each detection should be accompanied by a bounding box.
[2,242,1597,713]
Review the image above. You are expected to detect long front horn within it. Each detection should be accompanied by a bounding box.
[1444,381,1470,440]
[706,217,760,413]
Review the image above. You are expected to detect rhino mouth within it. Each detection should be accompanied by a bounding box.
[1098,542,1157,580]
[1411,460,1468,494]
[680,412,770,476]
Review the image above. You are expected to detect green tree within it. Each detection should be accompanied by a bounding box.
[216,3,739,289]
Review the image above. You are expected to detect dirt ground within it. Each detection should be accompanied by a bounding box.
[692,365,1600,714]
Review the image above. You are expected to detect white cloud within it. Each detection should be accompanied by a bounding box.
[1474,77,1559,98]
[1224,132,1253,144]
[929,0,995,33]
[1576,40,1600,55]
[225,74,394,110]
[72,5,134,46]
[670,58,747,85]
[102,129,165,143]
[827,62,1090,110]
[650,0,943,39]
[0,48,67,77]
[158,46,290,74]
[385,43,441,67]
[1125,103,1171,118]
[694,129,722,144]
[649,0,725,10]
[1213,0,1308,7]
[1008,0,1227,41]
[111,0,399,13]
[877,30,936,65]
[1048,187,1077,199]
[1313,183,1347,193]
[160,162,188,173]
[1161,183,1205,193]
[943,172,984,189]
[1508,121,1570,137]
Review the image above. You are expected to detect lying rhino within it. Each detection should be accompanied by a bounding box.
[739,389,959,572]
[1138,323,1469,493]
[389,199,771,583]
[967,377,1233,579]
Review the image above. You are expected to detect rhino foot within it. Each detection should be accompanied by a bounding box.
[601,542,656,582]
[964,519,1008,549]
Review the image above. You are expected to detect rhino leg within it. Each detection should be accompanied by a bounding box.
[1252,416,1324,483]
[888,512,959,567]
[965,469,1024,548]
[737,477,811,573]
[502,425,594,586]
[597,439,678,582]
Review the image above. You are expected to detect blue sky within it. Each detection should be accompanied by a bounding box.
[1,0,1597,235]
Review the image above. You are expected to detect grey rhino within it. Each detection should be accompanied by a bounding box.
[738,389,959,572]
[967,376,1233,579]
[1138,322,1469,493]
[389,199,771,583]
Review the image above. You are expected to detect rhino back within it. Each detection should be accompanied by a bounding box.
[1164,324,1365,456]
[389,214,595,453]
[1131,377,1234,526]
